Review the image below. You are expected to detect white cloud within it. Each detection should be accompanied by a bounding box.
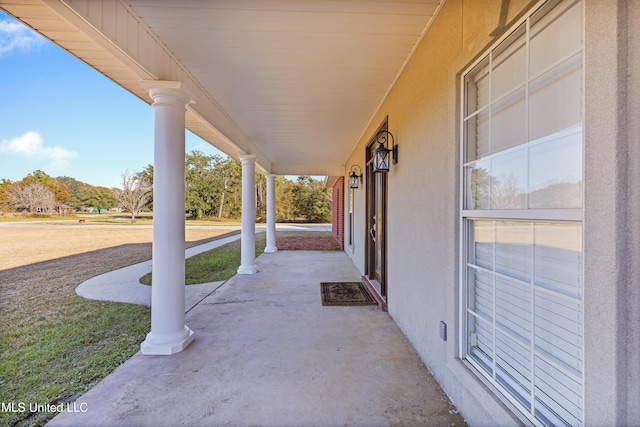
[0,17,46,58]
[0,131,78,170]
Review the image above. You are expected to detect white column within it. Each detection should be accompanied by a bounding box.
[140,81,195,355]
[264,174,278,253]
[237,154,258,274]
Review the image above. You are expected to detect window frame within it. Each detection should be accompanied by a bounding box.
[458,0,585,425]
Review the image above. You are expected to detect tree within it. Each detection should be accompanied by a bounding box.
[185,150,219,219]
[469,167,490,209]
[209,158,240,221]
[491,173,521,209]
[292,176,332,223]
[143,153,243,221]
[57,176,118,212]
[85,186,118,212]
[56,176,87,208]
[22,170,70,205]
[0,179,13,213]
[7,182,56,214]
[255,173,266,221]
[218,158,242,219]
[139,164,154,211]
[275,179,296,221]
[113,170,152,223]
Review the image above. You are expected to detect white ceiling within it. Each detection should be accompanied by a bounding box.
[1,0,443,175]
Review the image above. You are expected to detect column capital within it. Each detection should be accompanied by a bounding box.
[266,173,277,180]
[141,80,196,107]
[238,153,257,164]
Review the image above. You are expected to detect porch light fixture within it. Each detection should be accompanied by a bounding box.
[348,165,363,189]
[372,130,398,173]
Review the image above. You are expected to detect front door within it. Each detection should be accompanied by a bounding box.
[365,123,387,299]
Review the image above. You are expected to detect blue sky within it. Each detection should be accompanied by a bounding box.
[0,11,225,188]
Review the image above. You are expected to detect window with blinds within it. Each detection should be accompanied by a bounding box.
[461,1,583,426]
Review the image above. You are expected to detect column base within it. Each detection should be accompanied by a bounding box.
[140,325,195,355]
[264,246,278,253]
[237,264,258,274]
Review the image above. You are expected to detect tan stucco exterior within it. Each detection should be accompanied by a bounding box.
[583,1,640,425]
[344,0,640,425]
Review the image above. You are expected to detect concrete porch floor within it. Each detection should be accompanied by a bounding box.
[48,250,466,427]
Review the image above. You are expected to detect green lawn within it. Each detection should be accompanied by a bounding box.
[0,298,150,427]
[140,233,266,285]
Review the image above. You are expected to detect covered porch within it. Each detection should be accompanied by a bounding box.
[0,0,447,355]
[48,249,464,426]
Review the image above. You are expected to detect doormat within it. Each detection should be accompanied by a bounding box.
[320,282,377,306]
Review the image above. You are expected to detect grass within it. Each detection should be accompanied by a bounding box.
[0,301,149,427]
[0,236,159,427]
[140,233,266,285]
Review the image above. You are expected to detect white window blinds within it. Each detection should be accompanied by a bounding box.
[467,221,583,426]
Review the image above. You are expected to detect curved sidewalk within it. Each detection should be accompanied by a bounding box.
[75,224,333,310]
[75,233,242,311]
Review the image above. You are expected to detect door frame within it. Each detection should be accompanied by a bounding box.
[364,119,388,299]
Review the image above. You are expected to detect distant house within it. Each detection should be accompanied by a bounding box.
[56,205,75,216]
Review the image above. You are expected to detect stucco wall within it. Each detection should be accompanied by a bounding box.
[584,1,640,425]
[345,150,367,273]
[344,1,536,425]
[626,4,640,424]
[345,0,639,425]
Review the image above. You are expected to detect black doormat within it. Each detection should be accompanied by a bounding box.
[320,282,377,306]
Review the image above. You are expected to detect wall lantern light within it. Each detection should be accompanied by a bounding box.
[348,165,363,189]
[372,130,398,173]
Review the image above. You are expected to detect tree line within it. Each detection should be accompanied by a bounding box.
[0,151,332,223]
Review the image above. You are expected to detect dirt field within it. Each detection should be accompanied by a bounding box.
[0,225,237,271]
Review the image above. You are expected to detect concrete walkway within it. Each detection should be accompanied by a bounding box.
[52,247,465,426]
[75,233,242,310]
